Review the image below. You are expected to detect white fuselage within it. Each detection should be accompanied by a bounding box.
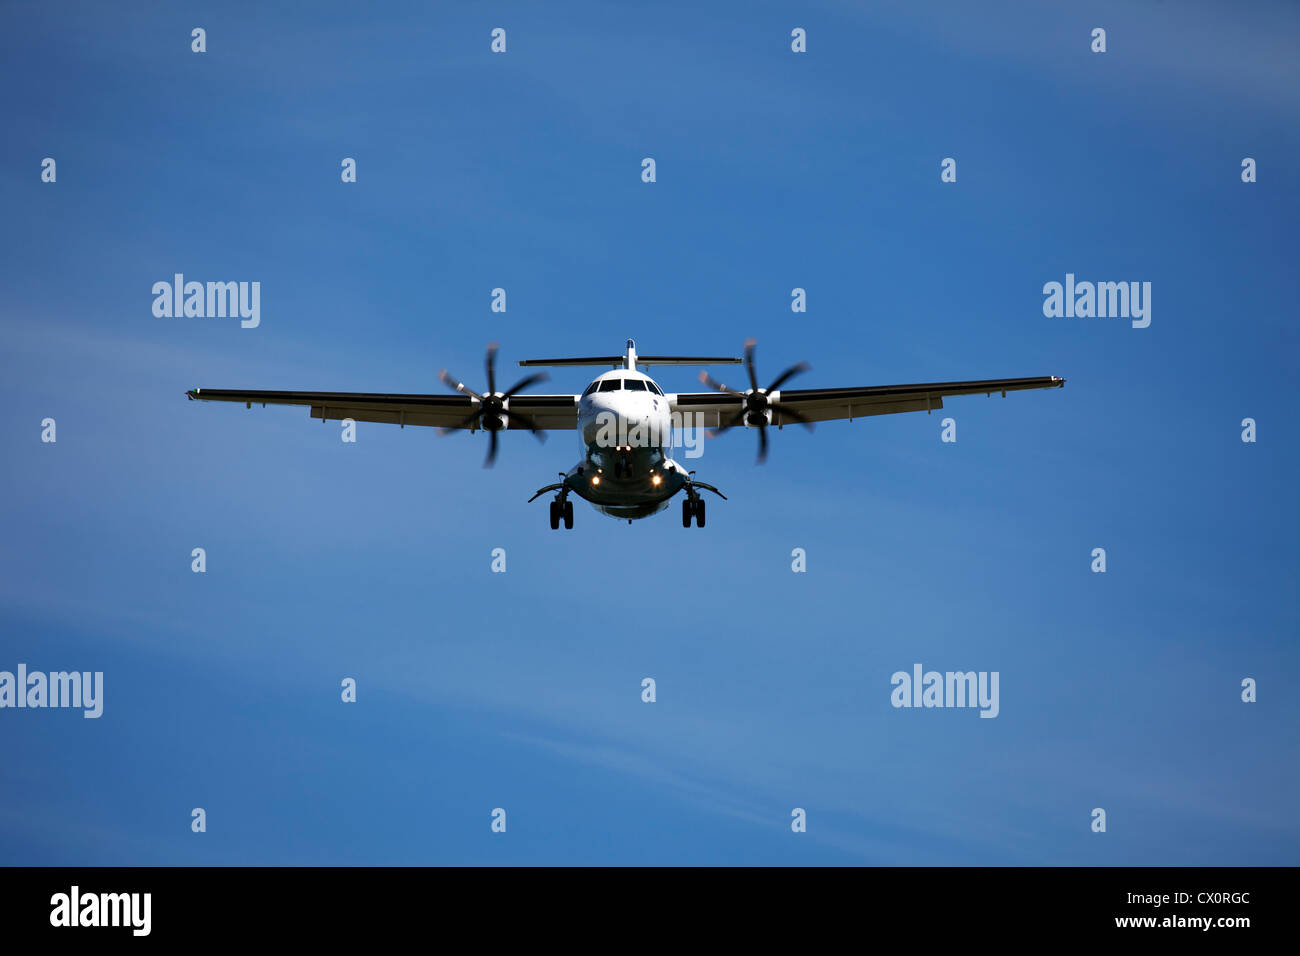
[568,368,689,520]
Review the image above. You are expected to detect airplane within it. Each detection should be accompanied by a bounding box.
[186,338,1064,528]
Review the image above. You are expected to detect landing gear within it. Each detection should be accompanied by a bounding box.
[681,497,706,528]
[548,498,574,530]
[680,472,724,529]
[611,448,632,480]
[533,475,575,531]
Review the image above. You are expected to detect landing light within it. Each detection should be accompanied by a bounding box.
[591,475,600,485]
[652,475,661,486]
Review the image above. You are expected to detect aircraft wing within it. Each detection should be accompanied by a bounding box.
[185,388,580,430]
[670,376,1064,427]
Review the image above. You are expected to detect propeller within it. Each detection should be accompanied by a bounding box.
[699,338,813,463]
[438,343,549,467]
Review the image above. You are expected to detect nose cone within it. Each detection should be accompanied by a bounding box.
[581,390,663,449]
[588,392,618,414]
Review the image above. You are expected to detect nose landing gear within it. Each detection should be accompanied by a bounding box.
[611,447,633,479]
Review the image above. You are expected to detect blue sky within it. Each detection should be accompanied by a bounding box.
[1,0,1296,865]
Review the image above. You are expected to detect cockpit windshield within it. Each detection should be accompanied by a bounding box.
[624,379,647,391]
[598,379,622,392]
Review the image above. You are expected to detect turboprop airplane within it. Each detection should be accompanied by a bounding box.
[186,339,1064,528]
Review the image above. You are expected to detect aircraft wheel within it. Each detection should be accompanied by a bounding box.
[549,502,560,530]
[682,499,693,528]
[695,499,706,528]
[563,500,574,529]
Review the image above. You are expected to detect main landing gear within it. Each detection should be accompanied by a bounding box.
[682,497,706,528]
[680,473,725,529]
[528,474,574,531]
[549,498,574,530]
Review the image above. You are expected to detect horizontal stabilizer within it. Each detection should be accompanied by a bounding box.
[520,355,742,368]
